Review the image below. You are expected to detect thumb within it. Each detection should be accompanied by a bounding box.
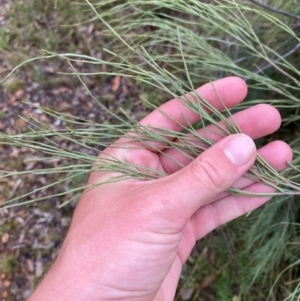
[157,134,256,219]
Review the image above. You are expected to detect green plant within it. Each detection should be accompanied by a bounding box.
[1,0,300,300]
[0,254,17,276]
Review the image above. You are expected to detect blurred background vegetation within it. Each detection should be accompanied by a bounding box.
[0,0,300,300]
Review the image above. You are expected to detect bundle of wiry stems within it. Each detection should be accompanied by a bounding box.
[1,0,300,300]
[1,65,300,208]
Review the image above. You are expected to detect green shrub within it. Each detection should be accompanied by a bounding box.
[1,0,300,300]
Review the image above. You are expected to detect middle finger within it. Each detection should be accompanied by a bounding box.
[159,104,281,174]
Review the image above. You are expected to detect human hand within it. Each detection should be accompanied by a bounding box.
[28,77,292,301]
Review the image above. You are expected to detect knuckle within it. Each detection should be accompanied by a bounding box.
[190,157,223,194]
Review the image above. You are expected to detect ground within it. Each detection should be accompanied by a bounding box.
[0,2,149,299]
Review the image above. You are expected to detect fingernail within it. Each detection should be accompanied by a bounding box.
[223,134,256,166]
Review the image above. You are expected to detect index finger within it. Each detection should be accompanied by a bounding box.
[140,76,247,132]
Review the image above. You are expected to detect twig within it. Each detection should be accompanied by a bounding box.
[248,0,300,21]
[245,42,300,80]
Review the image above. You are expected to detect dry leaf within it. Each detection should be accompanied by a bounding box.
[111,75,121,93]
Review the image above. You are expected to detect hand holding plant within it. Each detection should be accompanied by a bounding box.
[27,77,292,301]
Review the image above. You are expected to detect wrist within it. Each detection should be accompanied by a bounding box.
[28,250,97,301]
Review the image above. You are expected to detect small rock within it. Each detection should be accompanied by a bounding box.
[14,89,24,99]
[15,217,24,224]
[35,260,43,278]
[3,280,10,287]
[2,290,8,298]
[61,217,71,227]
[26,259,34,273]
[31,82,40,90]
[23,290,32,299]
[1,233,9,244]
[44,66,55,74]
[181,287,194,300]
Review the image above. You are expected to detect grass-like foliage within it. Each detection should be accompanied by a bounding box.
[1,0,300,299]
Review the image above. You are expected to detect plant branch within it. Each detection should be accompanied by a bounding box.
[250,42,300,78]
[248,0,300,21]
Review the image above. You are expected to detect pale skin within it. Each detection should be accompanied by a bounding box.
[28,77,292,301]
